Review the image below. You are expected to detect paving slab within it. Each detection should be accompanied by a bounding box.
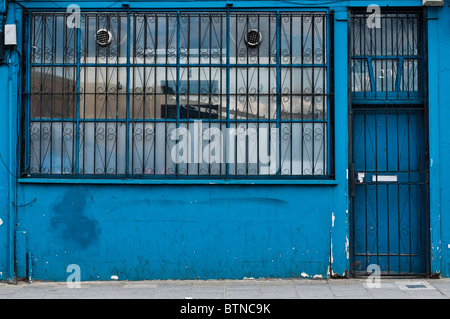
[116,288,156,299]
[45,293,86,299]
[190,286,225,298]
[1,278,450,299]
[294,284,334,299]
[260,285,297,299]
[153,285,191,299]
[225,285,261,299]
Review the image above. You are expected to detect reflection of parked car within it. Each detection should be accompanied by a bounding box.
[162,104,219,119]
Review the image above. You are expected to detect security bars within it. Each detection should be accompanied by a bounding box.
[350,10,428,275]
[24,11,330,178]
[351,11,423,103]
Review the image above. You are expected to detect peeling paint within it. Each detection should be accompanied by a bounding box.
[328,237,333,277]
[331,212,335,228]
[345,237,350,259]
[0,218,2,226]
[329,241,333,263]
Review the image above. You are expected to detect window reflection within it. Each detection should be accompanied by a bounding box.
[28,11,330,177]
[351,12,421,97]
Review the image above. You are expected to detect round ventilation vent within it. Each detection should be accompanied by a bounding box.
[245,29,262,48]
[96,29,113,46]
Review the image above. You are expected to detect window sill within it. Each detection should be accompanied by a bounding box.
[18,178,338,186]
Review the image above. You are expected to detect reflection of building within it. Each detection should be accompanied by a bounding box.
[31,70,76,118]
[32,72,324,121]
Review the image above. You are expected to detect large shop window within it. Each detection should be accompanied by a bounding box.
[23,11,331,179]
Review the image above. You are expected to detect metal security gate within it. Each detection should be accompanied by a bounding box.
[351,108,428,275]
[349,10,429,275]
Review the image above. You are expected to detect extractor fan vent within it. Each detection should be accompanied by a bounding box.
[245,29,262,48]
[96,29,113,46]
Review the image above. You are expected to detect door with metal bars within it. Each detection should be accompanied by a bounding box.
[349,10,429,275]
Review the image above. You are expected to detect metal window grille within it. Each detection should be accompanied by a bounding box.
[23,11,331,178]
[351,11,424,103]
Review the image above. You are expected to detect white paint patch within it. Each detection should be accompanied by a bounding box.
[313,274,323,279]
[345,237,350,259]
[331,212,335,228]
[328,237,333,275]
[0,218,3,226]
[329,238,333,264]
[111,275,119,280]
[301,272,309,278]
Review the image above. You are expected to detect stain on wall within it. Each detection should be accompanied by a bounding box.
[50,189,100,249]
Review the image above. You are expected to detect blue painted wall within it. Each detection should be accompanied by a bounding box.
[0,0,20,282]
[429,1,450,277]
[17,184,335,280]
[0,0,448,282]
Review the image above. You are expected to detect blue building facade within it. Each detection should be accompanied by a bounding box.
[0,0,448,282]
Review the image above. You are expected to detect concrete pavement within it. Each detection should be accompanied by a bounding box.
[1,278,450,299]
